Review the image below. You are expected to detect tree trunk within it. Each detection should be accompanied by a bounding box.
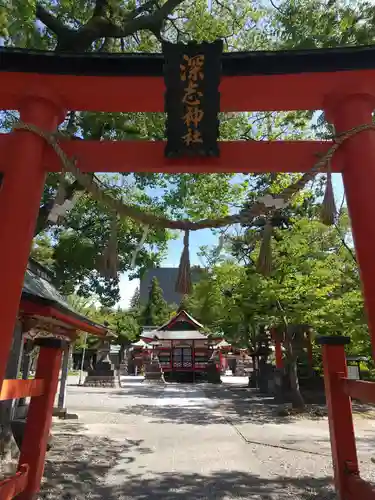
[119,344,125,364]
[57,344,71,411]
[0,321,23,480]
[287,341,305,411]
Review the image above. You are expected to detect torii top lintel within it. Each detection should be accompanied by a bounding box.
[2,44,375,113]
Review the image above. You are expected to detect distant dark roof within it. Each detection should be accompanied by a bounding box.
[21,261,107,333]
[140,267,203,305]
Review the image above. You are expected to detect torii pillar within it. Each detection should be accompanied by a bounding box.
[0,88,64,389]
[325,92,375,360]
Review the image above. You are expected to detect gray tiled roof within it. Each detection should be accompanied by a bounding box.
[22,260,106,330]
[141,330,208,340]
[140,267,203,305]
[23,264,71,310]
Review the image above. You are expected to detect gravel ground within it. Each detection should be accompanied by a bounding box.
[37,379,374,499]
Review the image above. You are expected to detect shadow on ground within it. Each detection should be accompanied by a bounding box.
[205,385,375,426]
[109,471,336,500]
[67,382,375,429]
[111,385,201,399]
[38,423,153,500]
[41,462,336,500]
[118,403,225,426]
[207,385,295,425]
[111,384,292,426]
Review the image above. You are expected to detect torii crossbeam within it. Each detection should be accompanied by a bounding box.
[0,136,343,174]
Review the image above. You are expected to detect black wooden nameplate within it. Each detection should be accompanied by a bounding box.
[163,40,223,158]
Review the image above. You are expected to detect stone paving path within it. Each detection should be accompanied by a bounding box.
[39,378,375,499]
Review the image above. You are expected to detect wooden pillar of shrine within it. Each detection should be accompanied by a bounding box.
[325,92,375,360]
[271,328,283,369]
[317,336,358,497]
[17,338,65,499]
[0,89,63,390]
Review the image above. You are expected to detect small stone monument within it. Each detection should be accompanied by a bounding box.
[84,341,117,387]
[235,358,246,376]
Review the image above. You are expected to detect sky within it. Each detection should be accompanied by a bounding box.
[117,173,346,309]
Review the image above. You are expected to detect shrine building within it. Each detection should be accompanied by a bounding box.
[140,310,227,380]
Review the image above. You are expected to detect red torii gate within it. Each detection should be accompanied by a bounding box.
[1,45,375,499]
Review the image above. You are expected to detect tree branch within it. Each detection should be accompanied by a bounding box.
[35,4,72,38]
[37,0,185,52]
[334,223,357,264]
[124,0,160,21]
[86,0,184,39]
[93,0,109,18]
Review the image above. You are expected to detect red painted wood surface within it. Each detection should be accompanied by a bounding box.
[0,465,29,500]
[329,94,375,360]
[270,328,283,369]
[0,97,62,395]
[347,473,375,499]
[17,345,63,500]
[0,379,44,401]
[274,341,283,369]
[341,379,375,405]
[2,69,375,112]
[321,343,359,497]
[0,135,345,175]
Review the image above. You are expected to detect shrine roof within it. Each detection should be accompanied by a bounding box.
[23,260,69,308]
[157,310,204,331]
[140,310,208,340]
[20,260,109,337]
[143,330,208,341]
[2,44,375,76]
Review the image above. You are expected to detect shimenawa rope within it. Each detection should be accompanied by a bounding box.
[13,121,372,231]
[12,121,375,281]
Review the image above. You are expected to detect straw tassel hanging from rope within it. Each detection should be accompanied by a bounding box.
[175,230,192,295]
[256,220,273,277]
[100,212,119,280]
[54,172,67,207]
[48,173,68,224]
[130,225,150,269]
[320,162,337,226]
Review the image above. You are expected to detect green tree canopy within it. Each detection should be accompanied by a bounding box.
[187,212,368,357]
[142,277,170,327]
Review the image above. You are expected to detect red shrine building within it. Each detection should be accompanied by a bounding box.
[140,310,227,380]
